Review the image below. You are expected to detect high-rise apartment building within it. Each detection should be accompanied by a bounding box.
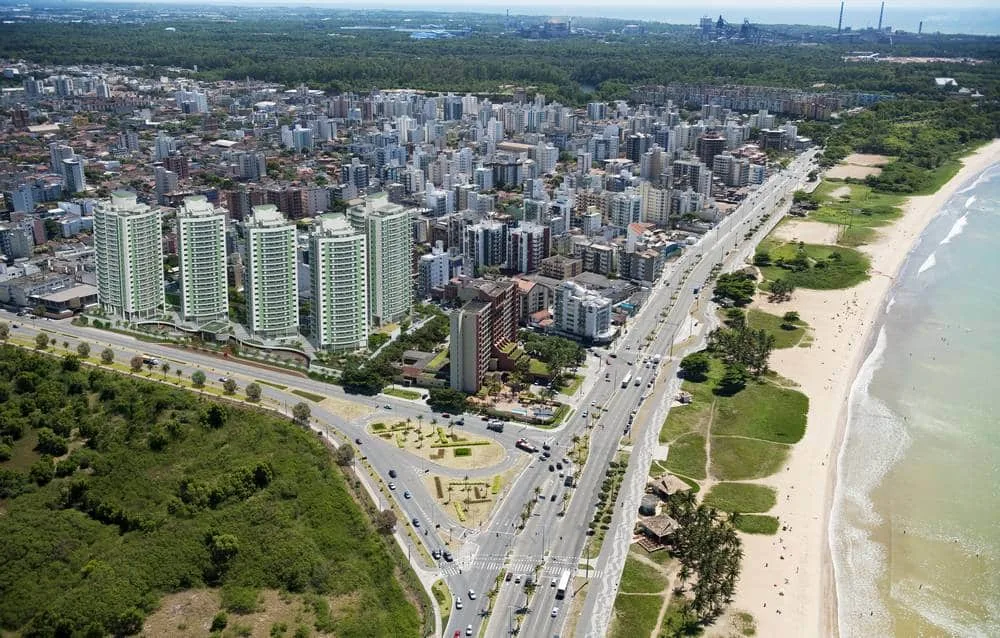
[553,281,613,341]
[450,300,492,394]
[243,204,299,339]
[177,196,229,324]
[94,191,165,321]
[348,196,413,326]
[61,158,86,194]
[309,214,368,352]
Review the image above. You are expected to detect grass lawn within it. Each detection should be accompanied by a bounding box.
[745,309,808,349]
[809,181,904,235]
[663,433,707,480]
[255,379,287,390]
[426,349,448,371]
[291,388,325,403]
[710,437,789,481]
[609,594,664,638]
[619,552,669,594]
[757,240,870,290]
[383,387,422,400]
[558,374,584,396]
[528,358,550,377]
[432,580,452,629]
[712,381,808,444]
[703,482,777,513]
[659,358,724,443]
[734,514,781,535]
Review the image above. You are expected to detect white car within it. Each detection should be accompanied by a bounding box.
[551,607,559,617]
[455,597,462,609]
[468,589,476,600]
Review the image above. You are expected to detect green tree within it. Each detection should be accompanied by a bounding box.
[679,352,711,381]
[717,363,749,396]
[36,428,69,456]
[130,355,144,373]
[76,342,91,358]
[427,387,468,414]
[713,272,757,306]
[292,402,311,426]
[223,378,238,395]
[191,370,206,388]
[333,444,355,467]
[29,456,55,485]
[101,348,115,365]
[374,509,396,534]
[160,362,170,378]
[769,278,795,303]
[245,382,262,402]
[34,332,49,349]
[0,321,9,341]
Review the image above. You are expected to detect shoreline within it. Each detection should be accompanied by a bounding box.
[727,138,1000,638]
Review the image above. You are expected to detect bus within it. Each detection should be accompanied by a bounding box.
[555,570,571,600]
[621,371,633,388]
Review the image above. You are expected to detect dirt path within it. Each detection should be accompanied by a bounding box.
[700,399,719,498]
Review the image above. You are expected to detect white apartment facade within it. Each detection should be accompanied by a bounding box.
[309,214,368,352]
[243,204,299,339]
[177,195,228,324]
[94,191,165,321]
[349,196,413,326]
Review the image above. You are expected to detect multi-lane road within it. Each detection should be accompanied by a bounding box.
[1,149,816,638]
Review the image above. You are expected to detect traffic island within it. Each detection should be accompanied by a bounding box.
[367,420,506,470]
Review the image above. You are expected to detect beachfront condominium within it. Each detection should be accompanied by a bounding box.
[309,214,368,352]
[243,204,299,339]
[348,195,413,326]
[177,195,229,324]
[94,191,165,321]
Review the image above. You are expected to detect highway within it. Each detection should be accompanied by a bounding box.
[481,149,818,638]
[0,149,815,638]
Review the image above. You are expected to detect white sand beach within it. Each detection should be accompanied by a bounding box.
[727,139,1000,637]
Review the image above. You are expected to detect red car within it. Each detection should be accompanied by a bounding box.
[454,632,461,638]
[442,413,451,419]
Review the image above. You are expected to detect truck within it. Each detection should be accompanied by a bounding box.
[486,419,505,432]
[555,570,571,600]
[621,371,633,388]
[515,438,539,454]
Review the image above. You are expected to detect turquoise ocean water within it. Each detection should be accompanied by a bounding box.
[831,163,1000,637]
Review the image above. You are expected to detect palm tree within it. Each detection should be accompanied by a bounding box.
[160,362,170,379]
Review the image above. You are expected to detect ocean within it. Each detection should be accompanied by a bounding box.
[831,163,1000,637]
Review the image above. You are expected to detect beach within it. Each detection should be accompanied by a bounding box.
[726,138,1000,637]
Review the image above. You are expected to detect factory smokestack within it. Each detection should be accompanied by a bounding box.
[838,1,845,33]
[878,1,885,31]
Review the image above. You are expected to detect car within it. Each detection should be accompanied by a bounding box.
[590,400,596,406]
[432,549,442,559]
[609,353,617,358]
[389,469,398,479]
[454,632,461,638]
[403,490,411,499]
[505,572,512,582]
[556,462,563,470]
[542,451,551,459]
[550,493,557,502]
[411,517,420,527]
[551,577,557,587]
[468,589,476,600]
[388,482,396,490]
[542,443,551,451]
[355,438,362,445]
[514,574,521,584]
[384,404,392,409]
[443,550,453,562]
[581,411,588,418]
[442,413,451,419]
[218,376,231,383]
[455,597,462,609]
[548,464,555,472]
[551,607,559,618]
[11,323,18,329]
[456,419,465,426]
[466,625,473,636]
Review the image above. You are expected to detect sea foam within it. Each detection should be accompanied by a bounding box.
[832,326,913,638]
[940,214,969,245]
[917,253,937,275]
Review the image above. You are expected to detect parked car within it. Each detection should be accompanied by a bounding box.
[548,464,555,472]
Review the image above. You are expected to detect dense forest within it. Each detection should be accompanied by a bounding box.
[0,346,425,637]
[2,18,999,104]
